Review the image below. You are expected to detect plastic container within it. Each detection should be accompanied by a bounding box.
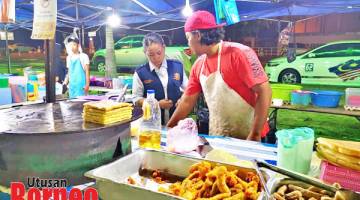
[27,74,39,101]
[271,84,302,102]
[138,90,162,149]
[56,82,63,95]
[9,76,27,103]
[276,127,314,174]
[311,90,343,108]
[121,76,133,89]
[272,98,283,107]
[0,88,12,105]
[345,88,360,107]
[38,86,46,101]
[0,76,9,88]
[37,73,46,87]
[112,77,124,90]
[291,90,312,106]
[320,161,360,192]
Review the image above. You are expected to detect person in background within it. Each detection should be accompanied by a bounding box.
[55,43,67,84]
[64,36,90,99]
[167,11,272,141]
[132,32,188,125]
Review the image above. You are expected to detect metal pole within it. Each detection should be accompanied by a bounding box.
[45,39,56,103]
[82,24,85,47]
[5,25,11,74]
[75,0,79,21]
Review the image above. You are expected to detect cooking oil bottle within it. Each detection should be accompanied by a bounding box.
[138,90,161,149]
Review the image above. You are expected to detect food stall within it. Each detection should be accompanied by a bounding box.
[1,1,360,200]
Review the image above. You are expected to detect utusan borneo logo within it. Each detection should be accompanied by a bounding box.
[10,177,98,200]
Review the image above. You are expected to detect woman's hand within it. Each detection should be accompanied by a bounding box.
[159,99,173,109]
[84,85,89,94]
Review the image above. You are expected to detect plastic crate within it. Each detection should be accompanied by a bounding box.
[291,90,312,106]
[320,161,360,192]
[271,84,302,102]
[345,88,360,107]
[311,90,343,108]
[0,76,9,88]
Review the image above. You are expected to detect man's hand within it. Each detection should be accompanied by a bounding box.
[159,99,173,109]
[167,93,200,128]
[176,97,182,107]
[246,132,261,142]
[250,81,272,142]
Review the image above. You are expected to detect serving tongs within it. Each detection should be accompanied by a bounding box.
[253,161,271,200]
[256,160,360,200]
[112,84,128,102]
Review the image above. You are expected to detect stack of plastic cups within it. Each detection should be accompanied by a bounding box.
[276,127,315,174]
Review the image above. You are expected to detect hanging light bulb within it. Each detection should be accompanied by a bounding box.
[107,14,121,28]
[182,0,193,17]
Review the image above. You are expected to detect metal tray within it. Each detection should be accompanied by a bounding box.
[85,149,265,200]
[259,161,360,200]
[267,177,360,200]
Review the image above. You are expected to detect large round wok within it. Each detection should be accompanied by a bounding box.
[0,101,141,187]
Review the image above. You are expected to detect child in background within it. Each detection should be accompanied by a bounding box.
[64,36,90,98]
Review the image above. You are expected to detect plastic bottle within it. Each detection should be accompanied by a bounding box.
[138,90,162,149]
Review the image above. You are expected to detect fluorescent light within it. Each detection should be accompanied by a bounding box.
[347,5,353,9]
[182,0,193,17]
[107,14,121,28]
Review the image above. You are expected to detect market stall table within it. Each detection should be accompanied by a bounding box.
[131,132,278,164]
[1,130,329,200]
[270,104,360,127]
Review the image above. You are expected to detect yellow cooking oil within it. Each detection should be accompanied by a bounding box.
[139,90,161,149]
[138,130,161,149]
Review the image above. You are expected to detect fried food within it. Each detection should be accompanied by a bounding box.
[277,185,288,196]
[127,177,136,185]
[159,161,261,200]
[272,183,338,200]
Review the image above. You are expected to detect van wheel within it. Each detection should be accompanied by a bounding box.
[278,69,301,84]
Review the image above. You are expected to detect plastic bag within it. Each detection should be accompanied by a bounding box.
[64,28,83,56]
[167,118,200,154]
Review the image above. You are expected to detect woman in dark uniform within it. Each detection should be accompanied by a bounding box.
[132,33,188,125]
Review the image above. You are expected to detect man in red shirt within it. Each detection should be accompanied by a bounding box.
[167,11,272,141]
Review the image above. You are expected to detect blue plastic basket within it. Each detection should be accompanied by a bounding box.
[311,90,343,108]
[291,90,312,106]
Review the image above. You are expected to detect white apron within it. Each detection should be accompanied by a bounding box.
[199,42,255,139]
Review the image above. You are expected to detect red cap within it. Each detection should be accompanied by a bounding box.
[184,10,225,32]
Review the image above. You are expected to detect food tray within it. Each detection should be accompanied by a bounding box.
[85,149,265,200]
[267,178,337,199]
[265,172,359,200]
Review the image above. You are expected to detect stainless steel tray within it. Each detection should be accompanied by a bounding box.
[259,161,360,200]
[85,149,265,200]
